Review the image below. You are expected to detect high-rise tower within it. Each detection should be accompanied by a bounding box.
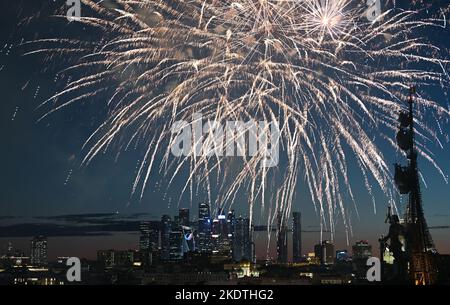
[179,208,190,227]
[198,202,212,252]
[30,236,47,267]
[160,215,172,260]
[292,212,302,263]
[276,212,288,264]
[233,216,251,262]
[139,221,160,252]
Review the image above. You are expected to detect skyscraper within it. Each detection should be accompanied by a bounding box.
[161,215,172,260]
[292,212,302,263]
[250,224,256,263]
[276,213,288,264]
[7,242,13,257]
[233,216,252,262]
[169,230,184,261]
[197,202,212,253]
[211,218,220,254]
[227,210,235,237]
[212,209,232,255]
[30,236,47,266]
[139,221,160,252]
[315,240,335,265]
[227,210,235,253]
[179,208,190,227]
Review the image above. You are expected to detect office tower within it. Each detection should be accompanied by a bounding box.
[30,236,48,266]
[276,213,288,264]
[315,240,335,265]
[161,215,172,260]
[139,222,150,251]
[212,209,231,255]
[169,230,184,261]
[352,240,372,260]
[250,224,256,263]
[292,212,302,263]
[233,216,252,262]
[179,208,190,227]
[211,218,220,254]
[139,221,160,252]
[227,210,235,239]
[227,210,235,257]
[322,240,335,265]
[247,220,253,262]
[197,202,212,252]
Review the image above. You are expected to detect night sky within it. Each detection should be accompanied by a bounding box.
[0,0,449,260]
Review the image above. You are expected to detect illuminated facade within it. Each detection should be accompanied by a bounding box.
[292,212,302,263]
[169,230,184,261]
[233,216,252,262]
[139,221,160,252]
[197,202,212,252]
[160,215,172,260]
[212,209,232,255]
[30,236,47,267]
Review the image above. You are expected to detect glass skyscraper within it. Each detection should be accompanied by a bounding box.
[233,216,252,262]
[277,213,288,264]
[139,221,160,252]
[161,215,172,260]
[197,202,212,252]
[179,208,190,227]
[292,212,302,263]
[30,236,47,267]
[212,209,232,255]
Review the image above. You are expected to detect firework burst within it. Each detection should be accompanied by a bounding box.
[26,0,449,242]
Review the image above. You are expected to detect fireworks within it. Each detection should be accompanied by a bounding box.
[27,0,449,242]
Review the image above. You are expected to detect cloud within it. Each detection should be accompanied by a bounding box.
[36,212,154,224]
[0,216,21,220]
[38,213,119,221]
[0,220,141,237]
[429,226,450,229]
[0,213,155,237]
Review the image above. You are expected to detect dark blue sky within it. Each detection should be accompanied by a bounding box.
[0,0,449,259]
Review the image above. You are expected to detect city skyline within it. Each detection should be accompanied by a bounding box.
[1,0,449,287]
[2,202,450,285]
[2,204,449,263]
[0,206,370,265]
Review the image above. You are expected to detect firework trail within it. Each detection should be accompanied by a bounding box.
[25,0,449,242]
